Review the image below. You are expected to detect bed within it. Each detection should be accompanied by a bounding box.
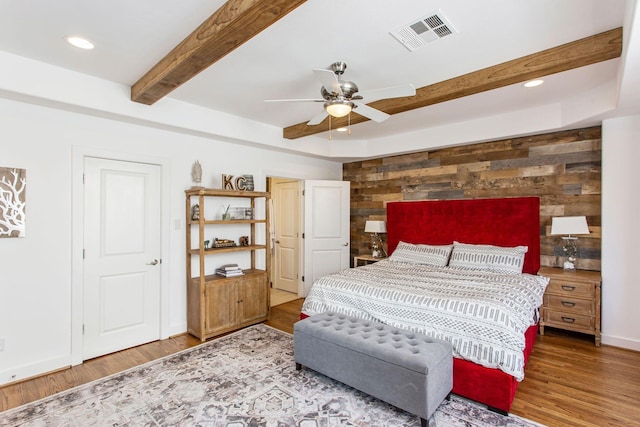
[300,197,547,413]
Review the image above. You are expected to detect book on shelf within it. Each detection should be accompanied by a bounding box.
[215,269,244,277]
[215,263,244,277]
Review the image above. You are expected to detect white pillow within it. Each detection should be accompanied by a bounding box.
[389,241,453,267]
[448,241,528,274]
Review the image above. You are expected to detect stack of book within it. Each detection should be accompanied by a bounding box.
[216,263,244,277]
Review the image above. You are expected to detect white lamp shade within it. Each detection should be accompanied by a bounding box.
[365,220,386,233]
[550,216,590,236]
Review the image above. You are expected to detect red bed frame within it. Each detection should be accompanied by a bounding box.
[300,196,541,413]
[386,196,540,413]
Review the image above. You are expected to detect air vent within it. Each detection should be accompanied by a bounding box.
[390,10,457,52]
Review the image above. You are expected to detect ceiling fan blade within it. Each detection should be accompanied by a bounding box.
[307,109,329,125]
[353,102,390,123]
[313,69,342,95]
[358,84,416,103]
[264,98,324,102]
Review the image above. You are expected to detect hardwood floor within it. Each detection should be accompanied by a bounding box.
[1,298,638,427]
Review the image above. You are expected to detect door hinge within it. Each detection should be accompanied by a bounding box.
[82,173,85,184]
[82,324,85,334]
[302,233,305,239]
[83,249,85,259]
[302,189,305,196]
[302,275,305,282]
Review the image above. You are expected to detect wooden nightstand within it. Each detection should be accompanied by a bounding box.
[353,254,387,267]
[538,266,602,346]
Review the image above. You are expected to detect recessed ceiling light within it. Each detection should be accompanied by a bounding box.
[336,127,349,132]
[524,79,544,88]
[65,35,94,50]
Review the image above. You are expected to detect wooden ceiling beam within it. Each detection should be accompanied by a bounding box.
[131,0,307,105]
[283,27,622,140]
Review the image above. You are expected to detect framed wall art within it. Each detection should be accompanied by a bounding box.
[0,167,26,238]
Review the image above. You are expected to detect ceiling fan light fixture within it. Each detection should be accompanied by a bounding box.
[325,100,352,117]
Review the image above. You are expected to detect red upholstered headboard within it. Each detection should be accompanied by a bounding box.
[386,197,540,274]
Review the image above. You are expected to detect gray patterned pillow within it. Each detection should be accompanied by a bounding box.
[448,241,528,274]
[389,241,453,267]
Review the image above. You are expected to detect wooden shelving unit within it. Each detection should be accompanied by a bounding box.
[185,188,270,341]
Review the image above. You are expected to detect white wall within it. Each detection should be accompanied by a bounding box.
[0,98,342,384]
[601,114,640,351]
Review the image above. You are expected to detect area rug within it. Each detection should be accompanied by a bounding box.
[0,324,544,426]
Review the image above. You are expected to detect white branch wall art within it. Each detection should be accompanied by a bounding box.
[0,167,26,238]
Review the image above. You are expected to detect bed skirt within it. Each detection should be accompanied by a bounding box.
[299,312,538,413]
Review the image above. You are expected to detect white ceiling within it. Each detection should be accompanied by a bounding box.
[0,0,636,153]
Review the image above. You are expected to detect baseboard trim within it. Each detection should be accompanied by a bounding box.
[0,354,71,386]
[601,334,640,352]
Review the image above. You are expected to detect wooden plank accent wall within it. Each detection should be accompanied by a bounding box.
[344,126,601,271]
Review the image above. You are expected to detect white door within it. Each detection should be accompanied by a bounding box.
[273,179,301,294]
[303,180,350,296]
[83,157,161,360]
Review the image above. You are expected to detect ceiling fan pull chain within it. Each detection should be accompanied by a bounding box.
[328,115,332,140]
[348,113,351,135]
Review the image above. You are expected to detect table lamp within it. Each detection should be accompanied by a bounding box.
[365,220,387,258]
[550,216,590,270]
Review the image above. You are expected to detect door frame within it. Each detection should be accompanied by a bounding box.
[71,146,171,365]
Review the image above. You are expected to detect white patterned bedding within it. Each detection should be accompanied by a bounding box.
[301,259,549,381]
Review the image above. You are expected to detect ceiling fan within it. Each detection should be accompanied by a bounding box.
[265,61,416,126]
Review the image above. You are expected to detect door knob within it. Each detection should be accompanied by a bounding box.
[275,240,280,244]
[146,259,159,265]
[343,242,349,246]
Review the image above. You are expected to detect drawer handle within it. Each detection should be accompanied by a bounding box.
[561,301,576,307]
[561,316,576,323]
[561,285,576,291]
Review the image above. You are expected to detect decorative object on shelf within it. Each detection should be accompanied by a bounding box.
[204,240,210,249]
[222,204,231,220]
[365,220,388,258]
[213,238,237,248]
[0,167,26,238]
[550,216,590,270]
[239,236,249,246]
[229,207,254,220]
[191,161,202,188]
[191,203,200,220]
[243,175,255,191]
[222,174,255,191]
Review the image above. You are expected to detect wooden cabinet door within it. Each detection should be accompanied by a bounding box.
[239,273,268,324]
[205,280,238,336]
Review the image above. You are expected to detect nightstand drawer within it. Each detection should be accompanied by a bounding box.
[546,280,594,299]
[544,310,595,331]
[544,294,594,315]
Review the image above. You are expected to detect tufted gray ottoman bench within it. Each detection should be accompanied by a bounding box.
[294,312,453,426]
